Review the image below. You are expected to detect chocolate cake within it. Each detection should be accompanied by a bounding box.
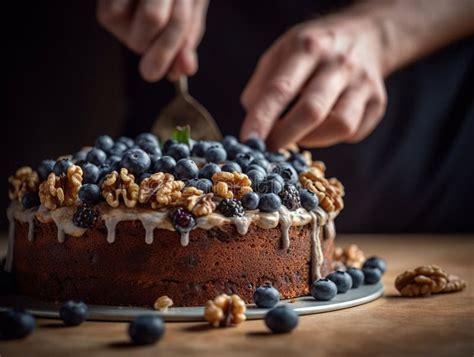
[6,130,344,307]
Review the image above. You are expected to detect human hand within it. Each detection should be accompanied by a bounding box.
[240,13,387,149]
[97,0,209,82]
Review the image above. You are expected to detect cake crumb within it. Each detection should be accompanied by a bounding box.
[153,295,174,312]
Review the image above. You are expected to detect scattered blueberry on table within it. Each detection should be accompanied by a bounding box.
[59,301,89,326]
[310,278,338,301]
[326,271,353,293]
[264,305,299,334]
[0,309,35,340]
[128,315,165,345]
[253,283,280,308]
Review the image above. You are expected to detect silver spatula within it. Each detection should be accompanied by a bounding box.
[152,76,223,141]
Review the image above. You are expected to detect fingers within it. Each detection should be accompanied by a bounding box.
[240,31,329,141]
[128,0,173,54]
[139,0,192,82]
[97,0,134,42]
[297,82,372,147]
[167,0,209,80]
[345,94,386,143]
[266,61,351,150]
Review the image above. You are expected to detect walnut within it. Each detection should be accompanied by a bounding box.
[395,265,448,297]
[442,274,467,293]
[153,295,174,312]
[211,172,252,199]
[8,166,40,202]
[299,171,344,213]
[138,172,185,209]
[204,294,246,327]
[38,165,83,210]
[179,190,216,217]
[102,168,139,208]
[333,244,366,269]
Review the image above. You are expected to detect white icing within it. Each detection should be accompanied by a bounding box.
[309,211,323,282]
[50,207,87,243]
[279,206,292,250]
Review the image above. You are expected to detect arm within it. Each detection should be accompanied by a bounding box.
[240,0,474,149]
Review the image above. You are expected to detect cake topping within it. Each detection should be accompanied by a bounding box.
[72,203,99,229]
[38,165,83,210]
[101,168,139,208]
[211,171,252,199]
[279,183,301,211]
[204,294,246,327]
[170,208,196,236]
[186,192,216,217]
[8,166,40,202]
[333,244,366,269]
[299,171,344,212]
[138,172,184,209]
[217,198,245,217]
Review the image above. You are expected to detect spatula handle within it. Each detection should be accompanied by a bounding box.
[175,76,188,96]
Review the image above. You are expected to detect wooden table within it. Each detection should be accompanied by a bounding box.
[0,234,473,356]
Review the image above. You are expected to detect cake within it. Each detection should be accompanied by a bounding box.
[5,129,344,307]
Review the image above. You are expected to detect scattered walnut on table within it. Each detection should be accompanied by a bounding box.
[211,172,252,199]
[299,171,344,213]
[153,295,174,312]
[138,172,184,209]
[442,274,467,293]
[8,166,40,202]
[333,244,366,269]
[395,265,449,297]
[102,168,139,208]
[204,294,246,327]
[38,165,83,210]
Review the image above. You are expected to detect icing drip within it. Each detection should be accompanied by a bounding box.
[50,207,87,243]
[278,206,292,250]
[180,231,190,247]
[230,215,253,235]
[309,211,324,282]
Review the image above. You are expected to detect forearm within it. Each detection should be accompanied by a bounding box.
[349,0,474,75]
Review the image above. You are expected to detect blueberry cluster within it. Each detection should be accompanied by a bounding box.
[310,256,386,301]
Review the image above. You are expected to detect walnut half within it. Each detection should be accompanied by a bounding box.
[102,168,139,208]
[212,172,252,199]
[138,172,185,209]
[395,265,448,297]
[204,294,246,327]
[299,171,344,213]
[38,165,83,210]
[8,166,40,202]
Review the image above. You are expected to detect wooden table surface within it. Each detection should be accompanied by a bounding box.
[0,234,472,357]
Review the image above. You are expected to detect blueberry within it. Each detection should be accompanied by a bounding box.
[86,148,107,166]
[264,306,298,334]
[252,159,270,172]
[221,135,239,149]
[191,141,210,157]
[326,271,353,293]
[135,132,159,147]
[245,164,267,176]
[153,156,176,174]
[138,141,162,157]
[186,178,212,193]
[265,152,286,163]
[221,161,242,173]
[0,310,35,339]
[271,162,298,184]
[98,163,113,179]
[247,169,266,189]
[59,301,88,326]
[167,143,190,161]
[205,147,227,164]
[162,139,178,153]
[253,283,280,308]
[73,149,90,163]
[198,163,220,180]
[251,150,266,161]
[346,268,365,288]
[174,159,198,180]
[310,278,338,301]
[78,184,102,205]
[300,189,319,211]
[37,159,55,180]
[227,144,249,160]
[53,159,73,176]
[241,192,260,210]
[258,193,282,212]
[21,192,40,209]
[234,153,254,171]
[108,142,128,157]
[363,267,382,284]
[128,315,165,345]
[105,155,122,168]
[245,137,266,152]
[257,174,284,194]
[363,256,386,274]
[290,160,308,174]
[116,136,134,149]
[95,135,114,152]
[121,148,151,175]
[80,162,100,184]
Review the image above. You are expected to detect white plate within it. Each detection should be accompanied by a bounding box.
[0,282,383,322]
